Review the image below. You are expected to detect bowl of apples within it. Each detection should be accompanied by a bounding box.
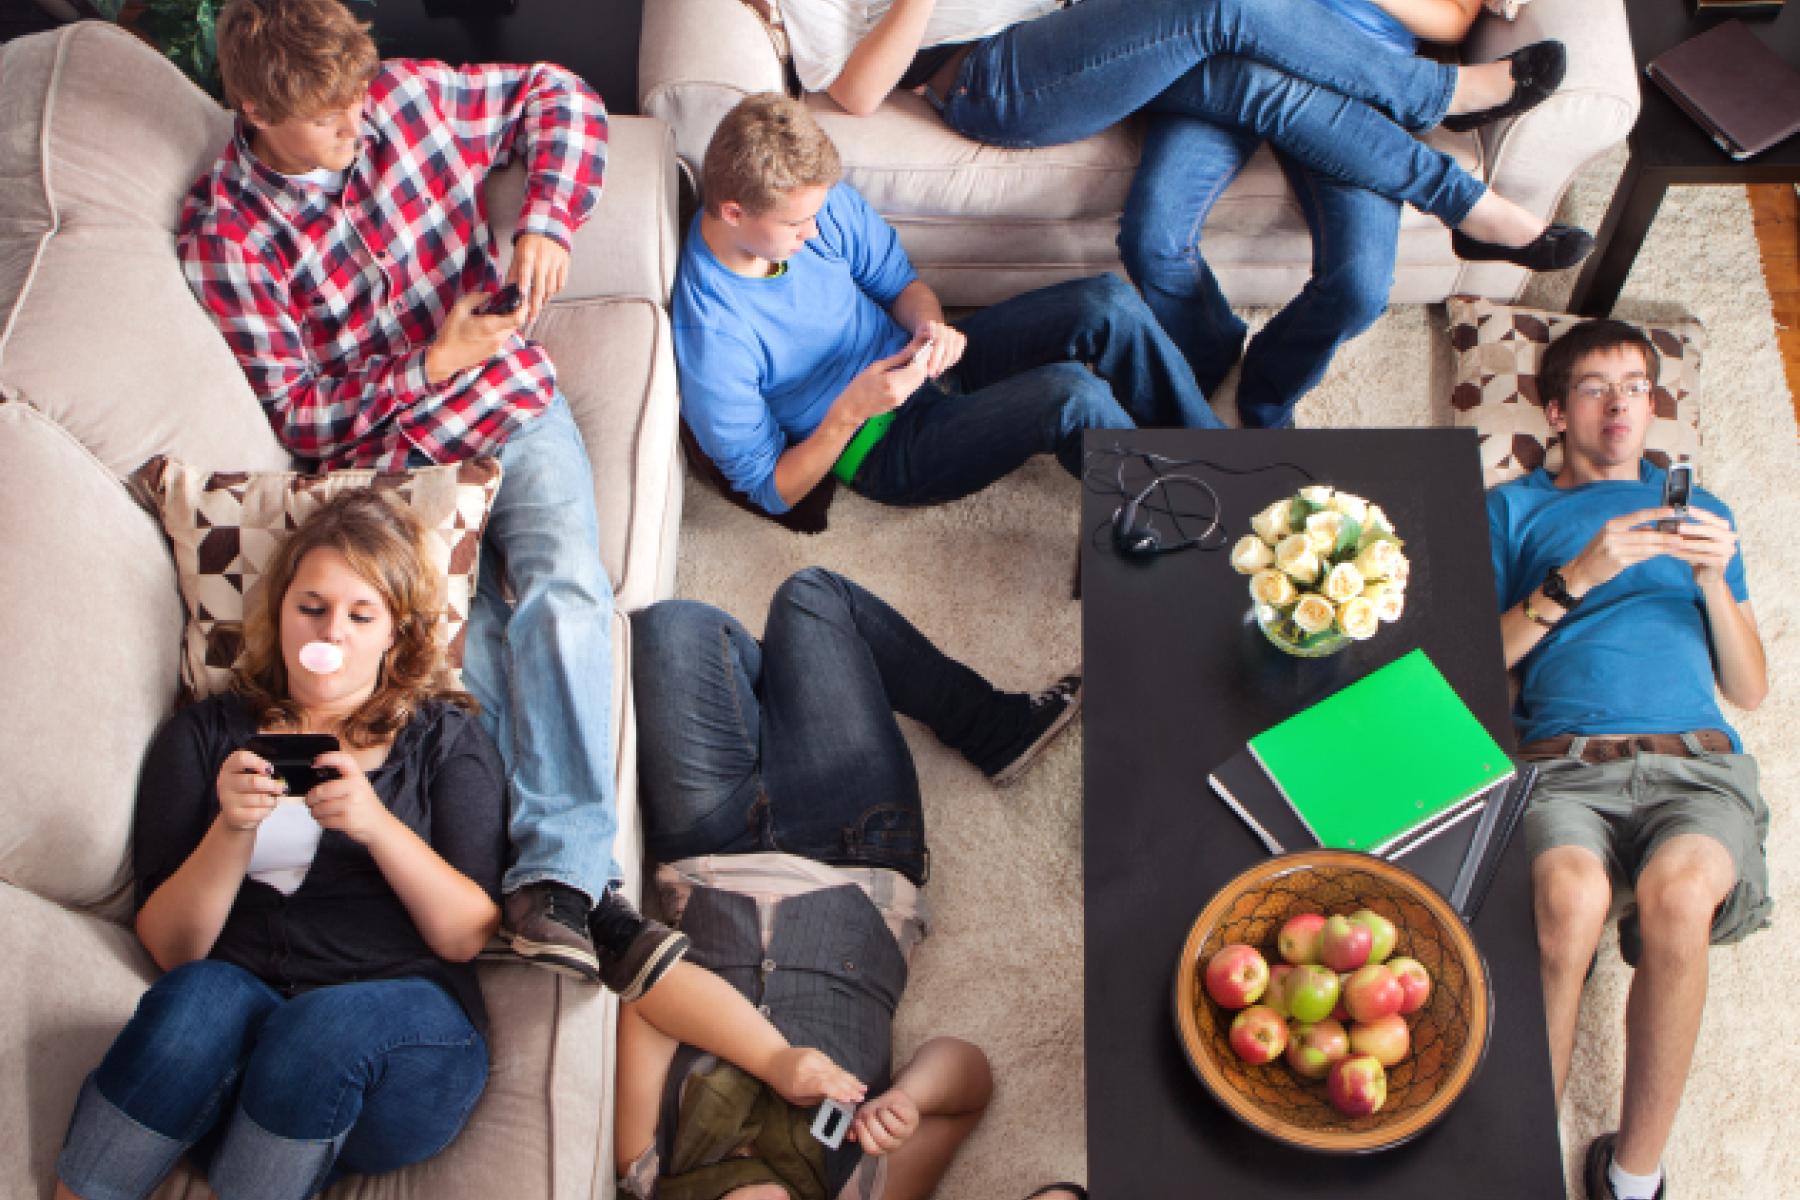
[1172,849,1492,1153]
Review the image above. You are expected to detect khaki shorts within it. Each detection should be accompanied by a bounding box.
[1524,738,1773,962]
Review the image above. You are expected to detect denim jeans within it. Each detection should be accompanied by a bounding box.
[1120,112,1401,429]
[938,0,1484,225]
[462,392,621,898]
[850,274,1220,505]
[57,961,487,1200]
[629,569,1027,885]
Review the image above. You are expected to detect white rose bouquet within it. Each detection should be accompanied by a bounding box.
[1231,486,1408,650]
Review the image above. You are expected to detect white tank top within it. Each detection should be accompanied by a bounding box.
[780,0,1068,92]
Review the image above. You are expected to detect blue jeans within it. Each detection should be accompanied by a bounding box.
[630,569,1029,885]
[851,274,1220,505]
[1120,112,1401,429]
[57,961,487,1200]
[462,392,620,898]
[939,0,1484,225]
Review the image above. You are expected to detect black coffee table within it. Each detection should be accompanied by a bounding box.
[1079,428,1564,1197]
[1567,0,1800,316]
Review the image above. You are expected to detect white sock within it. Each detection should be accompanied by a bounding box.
[1608,1154,1663,1200]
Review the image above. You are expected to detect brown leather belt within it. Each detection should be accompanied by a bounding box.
[1517,728,1732,764]
[921,43,975,105]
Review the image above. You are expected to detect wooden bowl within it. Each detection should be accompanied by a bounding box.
[1173,850,1492,1153]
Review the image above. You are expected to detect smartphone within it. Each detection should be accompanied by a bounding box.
[908,338,936,369]
[243,733,341,796]
[1658,462,1695,532]
[474,283,523,317]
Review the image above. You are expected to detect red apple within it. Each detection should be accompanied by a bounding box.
[1265,964,1297,1017]
[1205,943,1270,1009]
[1277,912,1328,965]
[1343,964,1405,1023]
[1228,1004,1289,1065]
[1348,908,1398,965]
[1285,964,1341,1024]
[1349,1014,1410,1067]
[1321,914,1372,972]
[1284,1018,1350,1080]
[1327,1054,1388,1117]
[1388,956,1432,1015]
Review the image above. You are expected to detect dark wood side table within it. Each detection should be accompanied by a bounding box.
[1080,428,1564,1198]
[1567,1,1800,316]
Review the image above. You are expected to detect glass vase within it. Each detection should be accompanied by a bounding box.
[1254,602,1351,659]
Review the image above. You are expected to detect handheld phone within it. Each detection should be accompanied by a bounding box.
[810,1098,853,1150]
[244,733,341,797]
[1658,462,1695,532]
[908,338,936,369]
[475,283,523,317]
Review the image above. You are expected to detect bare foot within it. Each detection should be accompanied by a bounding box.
[1447,58,1516,118]
[1455,191,1548,248]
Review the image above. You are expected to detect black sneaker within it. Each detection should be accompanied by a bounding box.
[590,888,690,1002]
[987,673,1083,787]
[1585,1132,1667,1200]
[501,882,600,982]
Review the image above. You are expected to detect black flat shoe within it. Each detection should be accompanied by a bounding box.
[1451,223,1594,271]
[1442,40,1567,133]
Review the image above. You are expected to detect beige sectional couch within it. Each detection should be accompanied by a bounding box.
[641,0,1640,309]
[0,21,682,1199]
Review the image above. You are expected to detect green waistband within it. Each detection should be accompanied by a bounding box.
[830,409,896,484]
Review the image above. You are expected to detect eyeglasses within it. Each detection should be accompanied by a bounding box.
[1570,378,1654,403]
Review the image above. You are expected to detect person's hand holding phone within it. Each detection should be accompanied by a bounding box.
[507,232,570,326]
[216,749,286,833]
[304,752,397,847]
[911,317,965,379]
[1561,505,1693,598]
[835,329,937,427]
[424,291,527,385]
[1665,506,1739,587]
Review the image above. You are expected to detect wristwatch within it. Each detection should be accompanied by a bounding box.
[1541,564,1583,611]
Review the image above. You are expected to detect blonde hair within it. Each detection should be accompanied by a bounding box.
[233,489,475,747]
[701,93,842,216]
[217,0,380,125]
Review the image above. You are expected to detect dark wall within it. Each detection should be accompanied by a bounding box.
[359,0,644,114]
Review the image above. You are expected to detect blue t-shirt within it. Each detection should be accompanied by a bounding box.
[1486,462,1751,748]
[1312,0,1415,55]
[672,182,916,514]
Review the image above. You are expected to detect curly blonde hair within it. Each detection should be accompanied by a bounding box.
[232,489,475,747]
[217,0,380,125]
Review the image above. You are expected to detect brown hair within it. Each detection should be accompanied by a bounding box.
[701,92,842,216]
[232,489,475,747]
[1539,319,1660,416]
[217,0,380,126]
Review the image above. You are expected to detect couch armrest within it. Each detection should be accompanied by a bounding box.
[640,0,790,182]
[484,116,679,306]
[1454,0,1640,297]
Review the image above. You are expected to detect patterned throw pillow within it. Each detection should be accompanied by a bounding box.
[1445,297,1703,488]
[132,455,503,700]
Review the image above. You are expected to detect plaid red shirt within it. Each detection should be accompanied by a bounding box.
[178,59,607,470]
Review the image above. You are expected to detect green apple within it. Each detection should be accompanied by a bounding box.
[1348,908,1398,965]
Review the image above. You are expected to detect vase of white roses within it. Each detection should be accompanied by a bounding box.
[1230,485,1408,658]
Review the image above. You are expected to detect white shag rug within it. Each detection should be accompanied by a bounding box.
[670,149,1799,1199]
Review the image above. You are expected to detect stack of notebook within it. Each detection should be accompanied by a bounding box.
[1207,648,1536,918]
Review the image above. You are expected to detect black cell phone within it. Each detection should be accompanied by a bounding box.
[1659,462,1696,531]
[474,283,523,317]
[243,733,341,795]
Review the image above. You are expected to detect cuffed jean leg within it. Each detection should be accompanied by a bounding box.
[464,392,621,900]
[1119,115,1259,398]
[1235,156,1400,429]
[943,0,1454,148]
[209,979,488,1199]
[1148,57,1485,225]
[57,962,282,1200]
[629,598,767,861]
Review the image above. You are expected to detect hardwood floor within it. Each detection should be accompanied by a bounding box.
[1747,184,1800,429]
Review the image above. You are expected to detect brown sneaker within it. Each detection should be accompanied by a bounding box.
[590,888,689,1002]
[501,883,600,981]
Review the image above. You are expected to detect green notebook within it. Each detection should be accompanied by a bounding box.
[1246,649,1514,854]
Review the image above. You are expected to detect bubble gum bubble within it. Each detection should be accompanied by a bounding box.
[299,642,344,674]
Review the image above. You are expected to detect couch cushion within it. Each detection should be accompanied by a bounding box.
[0,399,182,915]
[533,296,684,612]
[1446,297,1703,487]
[0,23,290,478]
[132,456,503,702]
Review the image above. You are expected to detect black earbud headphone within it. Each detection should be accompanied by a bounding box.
[1111,474,1221,558]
